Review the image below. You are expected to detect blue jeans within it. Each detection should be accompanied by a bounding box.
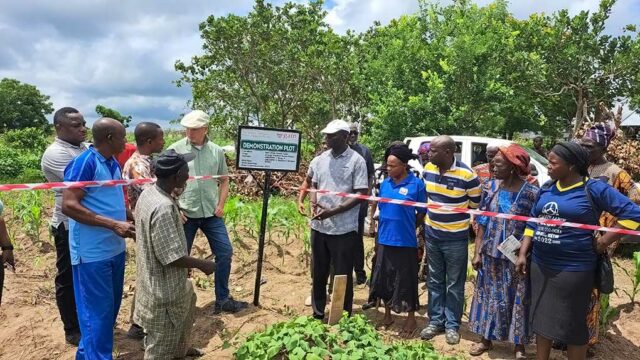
[426,239,468,331]
[73,251,125,360]
[183,216,233,302]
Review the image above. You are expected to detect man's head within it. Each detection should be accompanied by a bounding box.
[429,135,456,169]
[134,122,164,154]
[154,149,195,190]
[53,107,87,146]
[92,118,127,156]
[533,136,544,149]
[485,141,503,164]
[321,119,350,150]
[181,110,209,146]
[348,123,359,145]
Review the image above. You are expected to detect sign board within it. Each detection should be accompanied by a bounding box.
[236,126,301,172]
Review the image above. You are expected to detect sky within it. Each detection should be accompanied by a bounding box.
[0,0,638,129]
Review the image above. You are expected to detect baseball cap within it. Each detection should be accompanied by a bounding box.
[154,149,196,177]
[180,110,209,128]
[321,119,350,134]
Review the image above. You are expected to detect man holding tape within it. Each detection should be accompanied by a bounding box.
[308,119,368,320]
[41,107,88,345]
[169,110,247,314]
[420,135,481,345]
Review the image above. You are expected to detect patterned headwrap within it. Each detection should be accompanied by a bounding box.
[583,123,616,149]
[418,142,430,155]
[498,143,531,176]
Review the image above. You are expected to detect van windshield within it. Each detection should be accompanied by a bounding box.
[523,146,549,166]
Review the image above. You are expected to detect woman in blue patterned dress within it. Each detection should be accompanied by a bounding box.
[468,144,539,359]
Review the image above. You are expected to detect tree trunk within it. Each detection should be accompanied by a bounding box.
[571,88,587,139]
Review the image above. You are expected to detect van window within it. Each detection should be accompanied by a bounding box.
[471,143,488,166]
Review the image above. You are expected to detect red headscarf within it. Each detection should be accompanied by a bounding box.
[498,144,530,176]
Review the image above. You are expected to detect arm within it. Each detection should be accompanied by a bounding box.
[215,150,230,217]
[297,177,310,216]
[0,218,14,268]
[62,188,135,238]
[312,188,367,220]
[467,175,482,209]
[515,234,533,274]
[170,255,216,275]
[593,181,640,253]
[472,225,485,270]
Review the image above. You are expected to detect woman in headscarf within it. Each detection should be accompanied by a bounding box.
[580,123,640,346]
[516,141,640,360]
[468,144,538,359]
[369,144,426,338]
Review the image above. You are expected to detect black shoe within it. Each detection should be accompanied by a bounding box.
[126,323,145,340]
[312,314,324,320]
[65,332,81,346]
[213,297,249,314]
[355,272,367,285]
[362,301,376,310]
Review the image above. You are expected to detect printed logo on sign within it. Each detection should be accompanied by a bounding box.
[541,202,559,217]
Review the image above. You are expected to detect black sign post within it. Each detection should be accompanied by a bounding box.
[236,126,301,306]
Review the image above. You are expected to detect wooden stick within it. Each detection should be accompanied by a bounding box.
[328,274,347,325]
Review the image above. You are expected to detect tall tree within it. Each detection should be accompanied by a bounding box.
[0,78,53,131]
[95,105,132,128]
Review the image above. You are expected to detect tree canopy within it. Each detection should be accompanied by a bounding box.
[95,105,132,128]
[176,0,640,155]
[0,78,53,132]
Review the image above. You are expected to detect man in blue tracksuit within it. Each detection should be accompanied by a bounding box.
[62,118,136,359]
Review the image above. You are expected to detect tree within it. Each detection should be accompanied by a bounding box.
[0,78,53,132]
[95,105,132,128]
[175,0,364,144]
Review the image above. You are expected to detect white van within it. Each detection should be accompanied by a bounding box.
[403,135,551,185]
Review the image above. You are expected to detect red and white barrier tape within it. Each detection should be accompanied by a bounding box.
[0,175,235,192]
[307,188,640,236]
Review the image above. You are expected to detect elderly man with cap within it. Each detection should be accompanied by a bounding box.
[168,110,247,313]
[347,123,375,285]
[134,149,215,359]
[307,119,368,320]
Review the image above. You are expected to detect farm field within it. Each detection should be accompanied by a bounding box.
[0,194,639,360]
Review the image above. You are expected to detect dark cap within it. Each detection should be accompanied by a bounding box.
[154,149,195,177]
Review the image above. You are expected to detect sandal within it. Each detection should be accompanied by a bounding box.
[469,341,493,356]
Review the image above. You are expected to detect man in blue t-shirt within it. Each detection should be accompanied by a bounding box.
[62,118,135,359]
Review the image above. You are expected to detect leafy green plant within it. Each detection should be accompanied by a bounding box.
[599,293,619,336]
[12,191,44,243]
[234,314,456,360]
[614,252,640,305]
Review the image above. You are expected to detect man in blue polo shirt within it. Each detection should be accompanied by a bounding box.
[62,118,135,359]
[420,135,481,345]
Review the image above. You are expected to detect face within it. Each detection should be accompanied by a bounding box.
[57,113,87,145]
[420,152,429,163]
[579,138,603,165]
[185,126,208,145]
[175,163,190,188]
[547,151,572,181]
[321,141,328,151]
[324,131,348,150]
[486,146,499,163]
[149,128,165,153]
[348,130,358,145]
[386,155,406,179]
[533,138,543,148]
[491,152,514,180]
[109,126,127,154]
[428,141,451,167]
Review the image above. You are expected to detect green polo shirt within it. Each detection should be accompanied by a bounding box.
[168,137,228,219]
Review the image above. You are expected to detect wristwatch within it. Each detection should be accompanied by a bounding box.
[1,245,13,251]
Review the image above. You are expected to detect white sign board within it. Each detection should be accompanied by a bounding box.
[236,126,301,172]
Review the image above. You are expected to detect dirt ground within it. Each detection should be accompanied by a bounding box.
[1,229,639,360]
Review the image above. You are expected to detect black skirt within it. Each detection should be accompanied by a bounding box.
[529,261,594,345]
[370,244,419,313]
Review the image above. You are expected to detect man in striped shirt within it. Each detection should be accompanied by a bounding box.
[420,136,481,345]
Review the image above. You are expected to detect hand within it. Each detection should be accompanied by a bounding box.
[2,250,15,269]
[312,206,334,221]
[595,237,610,254]
[311,202,324,218]
[180,211,188,225]
[471,253,481,270]
[515,254,528,275]
[297,201,307,216]
[113,221,136,238]
[215,205,224,218]
[199,261,216,275]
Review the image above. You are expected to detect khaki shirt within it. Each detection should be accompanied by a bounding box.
[168,137,228,218]
[134,185,190,332]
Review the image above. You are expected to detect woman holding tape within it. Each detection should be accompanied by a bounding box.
[468,144,538,359]
[369,144,426,337]
[516,141,640,360]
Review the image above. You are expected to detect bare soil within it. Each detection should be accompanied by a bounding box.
[1,230,639,360]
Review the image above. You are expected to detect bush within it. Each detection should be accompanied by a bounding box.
[2,127,50,153]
